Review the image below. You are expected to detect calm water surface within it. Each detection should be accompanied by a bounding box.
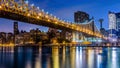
[0,45,120,68]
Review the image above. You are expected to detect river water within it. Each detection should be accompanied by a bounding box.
[0,46,120,68]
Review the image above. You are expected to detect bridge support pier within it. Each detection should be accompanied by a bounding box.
[72,31,79,42]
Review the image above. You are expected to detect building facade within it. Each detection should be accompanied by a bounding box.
[108,11,120,41]
[115,13,120,38]
[14,21,19,35]
[74,11,89,23]
[0,32,6,44]
[108,11,117,39]
[108,12,116,30]
[116,13,120,30]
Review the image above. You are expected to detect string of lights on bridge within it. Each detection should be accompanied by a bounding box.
[0,0,107,39]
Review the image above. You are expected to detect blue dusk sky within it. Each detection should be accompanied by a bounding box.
[0,0,120,32]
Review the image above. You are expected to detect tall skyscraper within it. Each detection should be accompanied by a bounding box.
[116,13,120,30]
[74,11,89,23]
[108,12,116,30]
[14,22,19,35]
[115,13,120,38]
[108,11,120,40]
[108,11,117,39]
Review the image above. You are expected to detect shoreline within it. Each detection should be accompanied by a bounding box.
[0,42,120,47]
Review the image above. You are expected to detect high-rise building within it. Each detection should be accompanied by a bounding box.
[74,11,89,23]
[0,32,6,44]
[108,12,117,38]
[116,13,120,30]
[108,11,116,30]
[14,22,19,35]
[7,33,14,44]
[116,13,120,38]
[108,11,120,40]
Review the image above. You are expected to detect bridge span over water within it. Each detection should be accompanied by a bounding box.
[0,0,106,42]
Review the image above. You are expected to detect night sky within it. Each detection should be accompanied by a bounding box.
[1,0,120,33]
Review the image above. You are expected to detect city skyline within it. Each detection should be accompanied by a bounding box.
[0,1,120,68]
[1,0,120,32]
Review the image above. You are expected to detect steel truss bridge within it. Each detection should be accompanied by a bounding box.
[0,0,106,40]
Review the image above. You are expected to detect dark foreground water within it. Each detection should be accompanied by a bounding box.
[0,46,120,68]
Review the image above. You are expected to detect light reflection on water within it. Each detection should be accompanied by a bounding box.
[0,46,120,68]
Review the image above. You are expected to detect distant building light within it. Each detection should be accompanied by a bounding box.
[112,38,117,42]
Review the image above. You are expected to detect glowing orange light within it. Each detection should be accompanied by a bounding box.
[38,13,42,16]
[48,19,50,22]
[45,15,48,18]
[27,13,30,16]
[55,21,58,24]
[0,6,2,9]
[37,16,39,19]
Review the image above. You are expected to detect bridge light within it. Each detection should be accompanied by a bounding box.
[0,6,2,9]
[45,15,48,18]
[48,19,50,22]
[37,16,39,19]
[55,21,58,24]
[38,13,42,16]
[76,28,79,30]
[99,35,102,38]
[27,13,30,16]
[79,28,81,31]
[20,7,22,10]
[66,24,69,27]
